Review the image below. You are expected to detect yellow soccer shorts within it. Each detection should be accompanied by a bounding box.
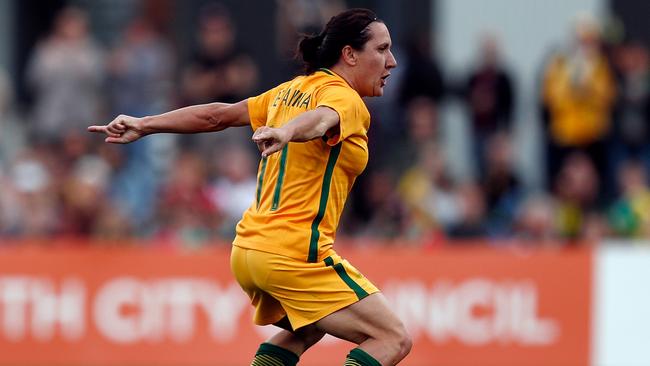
[230,245,379,330]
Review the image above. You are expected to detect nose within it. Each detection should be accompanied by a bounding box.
[386,50,397,69]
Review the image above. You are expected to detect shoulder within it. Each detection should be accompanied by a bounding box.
[314,76,359,98]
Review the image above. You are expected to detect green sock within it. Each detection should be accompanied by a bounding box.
[251,342,299,366]
[344,348,382,366]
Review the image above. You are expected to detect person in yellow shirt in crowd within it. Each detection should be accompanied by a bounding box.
[542,13,616,196]
[89,8,410,366]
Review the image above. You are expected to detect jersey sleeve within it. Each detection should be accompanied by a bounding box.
[314,82,370,146]
[247,83,285,131]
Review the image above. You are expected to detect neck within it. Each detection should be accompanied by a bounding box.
[329,65,360,94]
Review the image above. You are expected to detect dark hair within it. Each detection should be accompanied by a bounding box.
[198,2,231,25]
[297,8,381,74]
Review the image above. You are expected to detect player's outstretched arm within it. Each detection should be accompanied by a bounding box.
[88,100,250,143]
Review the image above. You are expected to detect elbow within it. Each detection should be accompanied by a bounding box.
[207,102,248,130]
[313,114,338,140]
[314,121,331,139]
[313,107,339,140]
[205,104,232,131]
[206,114,225,131]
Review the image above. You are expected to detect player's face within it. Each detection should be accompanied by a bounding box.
[355,22,397,97]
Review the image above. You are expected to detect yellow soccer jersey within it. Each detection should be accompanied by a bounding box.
[233,68,370,262]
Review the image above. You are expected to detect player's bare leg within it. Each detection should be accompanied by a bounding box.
[315,292,412,366]
[250,317,325,366]
[250,294,410,366]
[270,317,326,355]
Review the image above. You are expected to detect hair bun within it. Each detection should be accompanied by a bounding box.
[298,33,325,72]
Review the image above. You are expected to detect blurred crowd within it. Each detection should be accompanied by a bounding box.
[0,2,649,247]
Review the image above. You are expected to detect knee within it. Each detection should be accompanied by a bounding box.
[295,326,326,351]
[379,323,412,363]
[305,329,326,349]
[393,325,413,361]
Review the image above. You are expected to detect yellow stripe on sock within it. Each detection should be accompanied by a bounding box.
[251,354,284,366]
[343,358,363,366]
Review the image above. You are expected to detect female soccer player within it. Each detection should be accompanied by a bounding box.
[89,8,410,366]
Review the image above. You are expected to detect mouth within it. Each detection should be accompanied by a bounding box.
[380,74,390,87]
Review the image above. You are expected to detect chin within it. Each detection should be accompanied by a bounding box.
[365,86,382,97]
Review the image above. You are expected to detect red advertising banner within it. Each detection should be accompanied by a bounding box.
[0,243,591,366]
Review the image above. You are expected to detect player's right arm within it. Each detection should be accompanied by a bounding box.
[88,100,250,143]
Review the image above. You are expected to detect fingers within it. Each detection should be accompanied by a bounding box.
[261,143,282,158]
[253,134,282,157]
[256,139,281,157]
[252,127,289,157]
[88,125,120,138]
[255,140,265,153]
[107,122,126,135]
[87,125,105,133]
[105,136,127,144]
[252,127,272,142]
[93,127,122,138]
[252,127,279,156]
[88,121,126,138]
[255,138,278,157]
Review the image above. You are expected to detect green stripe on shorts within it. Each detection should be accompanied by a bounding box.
[324,256,369,300]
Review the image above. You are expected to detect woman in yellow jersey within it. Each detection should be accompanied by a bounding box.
[89,8,410,366]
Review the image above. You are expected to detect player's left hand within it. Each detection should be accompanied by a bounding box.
[252,127,290,157]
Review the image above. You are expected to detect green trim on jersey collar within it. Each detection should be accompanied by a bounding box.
[318,68,334,76]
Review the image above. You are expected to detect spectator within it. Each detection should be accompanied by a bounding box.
[90,204,134,241]
[0,67,26,168]
[389,96,440,176]
[179,2,259,154]
[541,13,616,196]
[58,155,112,237]
[181,2,258,105]
[397,35,445,107]
[209,144,257,239]
[581,211,611,243]
[553,152,600,240]
[105,16,178,227]
[608,160,650,238]
[609,40,650,195]
[346,168,404,240]
[513,194,559,244]
[480,132,524,237]
[446,182,488,240]
[25,6,105,144]
[0,149,59,237]
[108,17,176,119]
[462,33,515,177]
[153,151,219,247]
[397,141,460,241]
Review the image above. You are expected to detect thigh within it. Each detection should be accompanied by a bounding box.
[314,292,403,345]
[230,246,286,326]
[247,250,379,331]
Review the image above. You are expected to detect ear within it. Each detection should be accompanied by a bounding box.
[341,45,357,66]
